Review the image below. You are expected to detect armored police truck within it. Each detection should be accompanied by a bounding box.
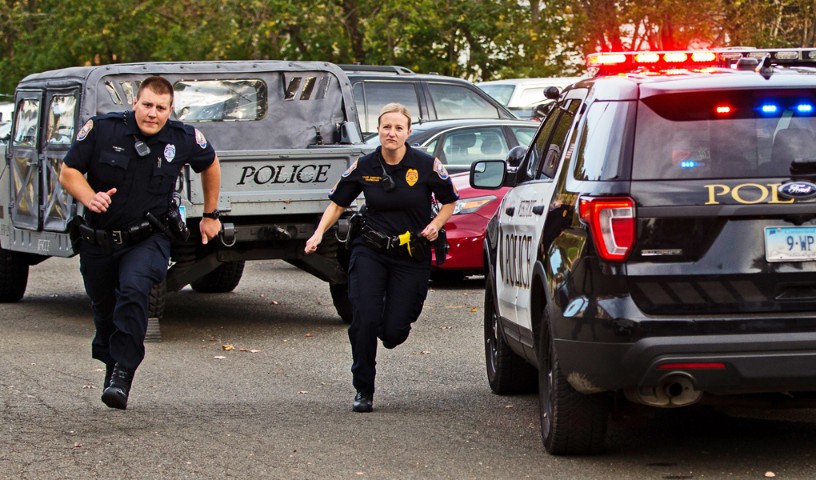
[0,61,368,324]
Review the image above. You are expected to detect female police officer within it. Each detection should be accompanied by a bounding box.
[305,103,458,412]
[59,76,222,410]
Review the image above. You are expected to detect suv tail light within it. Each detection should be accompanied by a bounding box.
[578,196,636,261]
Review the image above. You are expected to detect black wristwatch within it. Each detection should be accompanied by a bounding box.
[202,209,221,219]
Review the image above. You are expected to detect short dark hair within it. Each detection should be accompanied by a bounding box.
[138,76,174,104]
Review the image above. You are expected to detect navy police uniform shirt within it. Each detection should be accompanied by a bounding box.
[329,145,459,236]
[64,111,216,230]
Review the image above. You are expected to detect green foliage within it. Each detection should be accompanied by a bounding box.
[3,0,816,96]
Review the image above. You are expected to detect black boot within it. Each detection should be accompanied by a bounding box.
[352,391,373,413]
[103,364,114,390]
[101,364,134,410]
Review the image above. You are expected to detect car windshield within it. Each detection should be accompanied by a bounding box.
[633,89,816,180]
[477,84,514,105]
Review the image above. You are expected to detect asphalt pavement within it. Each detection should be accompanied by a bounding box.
[3,257,816,479]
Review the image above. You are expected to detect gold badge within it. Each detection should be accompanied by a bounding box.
[405,168,419,187]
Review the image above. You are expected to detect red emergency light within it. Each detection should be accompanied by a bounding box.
[586,48,816,77]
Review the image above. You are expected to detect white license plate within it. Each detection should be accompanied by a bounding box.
[765,226,816,262]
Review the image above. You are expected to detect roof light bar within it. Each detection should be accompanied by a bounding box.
[664,52,688,63]
[587,48,816,77]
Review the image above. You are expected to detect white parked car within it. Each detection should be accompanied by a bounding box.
[477,77,582,120]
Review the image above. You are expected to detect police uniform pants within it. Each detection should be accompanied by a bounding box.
[347,244,431,396]
[79,233,170,371]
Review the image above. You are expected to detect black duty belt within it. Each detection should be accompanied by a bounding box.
[360,225,427,262]
[360,225,402,251]
[78,220,157,248]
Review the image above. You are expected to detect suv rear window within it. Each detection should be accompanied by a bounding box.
[429,82,501,120]
[633,89,816,180]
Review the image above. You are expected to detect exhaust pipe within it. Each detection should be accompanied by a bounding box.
[625,373,703,407]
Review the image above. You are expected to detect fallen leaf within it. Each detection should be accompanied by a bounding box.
[238,348,261,353]
[73,442,82,448]
[214,355,226,360]
[271,300,279,305]
[470,307,478,312]
[298,391,309,394]
[222,344,235,351]
[765,473,776,478]
[420,350,431,355]
[505,404,514,409]
[445,305,465,309]
[305,332,314,338]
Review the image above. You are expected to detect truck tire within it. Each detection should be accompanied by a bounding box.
[148,279,166,320]
[485,277,536,394]
[537,308,609,455]
[190,260,245,293]
[0,248,29,303]
[330,283,353,324]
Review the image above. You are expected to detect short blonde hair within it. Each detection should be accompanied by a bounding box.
[377,103,412,128]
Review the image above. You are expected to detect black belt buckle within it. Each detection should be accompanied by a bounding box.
[110,230,124,245]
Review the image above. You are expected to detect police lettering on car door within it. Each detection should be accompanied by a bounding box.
[502,233,533,288]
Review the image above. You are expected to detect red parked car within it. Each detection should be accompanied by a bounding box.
[432,171,510,281]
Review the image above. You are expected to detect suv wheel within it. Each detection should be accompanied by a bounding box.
[484,277,536,394]
[537,308,609,455]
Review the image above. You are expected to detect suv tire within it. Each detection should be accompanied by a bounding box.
[538,307,609,455]
[485,276,537,394]
[0,248,28,303]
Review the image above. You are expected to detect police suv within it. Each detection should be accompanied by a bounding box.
[471,48,816,454]
[0,61,368,326]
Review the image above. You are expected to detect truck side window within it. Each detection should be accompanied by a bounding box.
[46,95,77,146]
[173,79,267,122]
[12,98,40,148]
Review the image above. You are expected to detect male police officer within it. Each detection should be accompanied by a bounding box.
[59,76,222,410]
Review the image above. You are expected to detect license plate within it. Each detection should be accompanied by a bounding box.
[765,226,816,262]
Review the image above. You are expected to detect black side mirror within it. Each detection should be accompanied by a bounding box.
[506,145,527,169]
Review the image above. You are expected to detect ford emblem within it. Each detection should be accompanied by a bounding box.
[778,181,816,200]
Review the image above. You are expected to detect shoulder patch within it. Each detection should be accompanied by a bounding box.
[77,119,93,141]
[194,129,208,149]
[433,158,450,180]
[342,159,358,177]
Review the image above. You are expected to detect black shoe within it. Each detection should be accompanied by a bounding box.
[103,364,114,390]
[101,364,134,410]
[352,391,373,413]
